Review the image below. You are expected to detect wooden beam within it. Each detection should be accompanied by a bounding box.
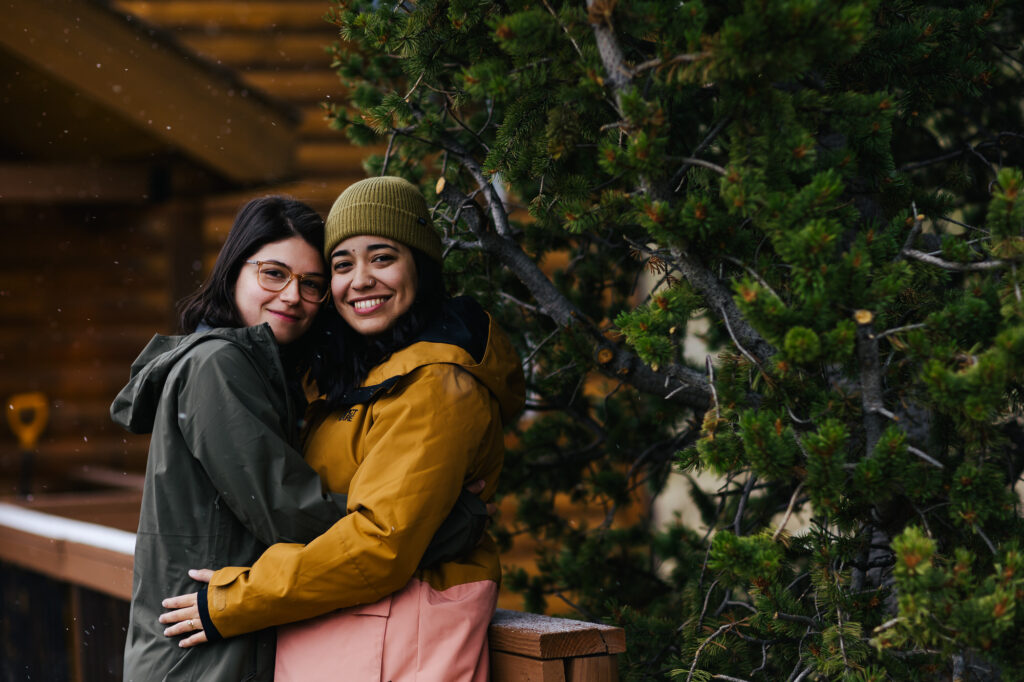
[0,0,298,184]
[0,502,135,600]
[114,1,332,31]
[0,163,153,203]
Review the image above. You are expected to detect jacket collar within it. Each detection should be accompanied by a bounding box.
[334,297,525,423]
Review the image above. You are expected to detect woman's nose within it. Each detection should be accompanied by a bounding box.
[351,264,374,289]
[278,277,302,303]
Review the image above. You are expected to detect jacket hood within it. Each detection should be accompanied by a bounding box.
[111,324,284,434]
[355,296,525,424]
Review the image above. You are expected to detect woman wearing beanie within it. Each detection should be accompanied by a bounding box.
[160,176,526,681]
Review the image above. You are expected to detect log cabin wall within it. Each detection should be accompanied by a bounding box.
[0,0,300,493]
[0,0,384,493]
[111,0,374,262]
[0,201,201,489]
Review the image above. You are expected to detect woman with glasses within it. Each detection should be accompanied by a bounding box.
[113,196,484,682]
[159,177,525,681]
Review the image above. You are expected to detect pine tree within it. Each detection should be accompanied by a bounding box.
[323,1,1024,679]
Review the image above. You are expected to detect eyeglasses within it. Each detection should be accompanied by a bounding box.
[245,260,329,303]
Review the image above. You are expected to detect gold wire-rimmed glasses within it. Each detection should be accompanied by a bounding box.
[245,260,329,303]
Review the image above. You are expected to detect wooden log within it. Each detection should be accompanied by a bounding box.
[242,69,346,103]
[566,654,620,682]
[0,162,154,204]
[115,1,331,31]
[296,103,346,138]
[296,141,380,176]
[176,32,338,69]
[491,650,567,682]
[201,175,374,216]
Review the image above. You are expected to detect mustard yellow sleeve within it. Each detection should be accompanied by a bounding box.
[204,365,494,638]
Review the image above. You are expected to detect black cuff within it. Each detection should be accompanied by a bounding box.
[196,587,223,642]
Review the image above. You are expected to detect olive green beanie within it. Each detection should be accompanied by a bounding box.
[324,176,442,262]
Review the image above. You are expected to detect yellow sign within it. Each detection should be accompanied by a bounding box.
[7,392,49,450]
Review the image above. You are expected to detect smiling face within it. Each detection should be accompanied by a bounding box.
[330,234,418,337]
[234,236,324,345]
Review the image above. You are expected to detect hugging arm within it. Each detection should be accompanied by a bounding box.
[168,366,495,641]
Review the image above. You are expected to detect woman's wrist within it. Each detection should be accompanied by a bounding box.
[196,587,223,642]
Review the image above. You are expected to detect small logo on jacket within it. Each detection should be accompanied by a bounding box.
[338,408,358,422]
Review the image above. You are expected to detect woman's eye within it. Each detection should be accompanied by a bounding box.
[332,261,351,271]
[263,268,288,281]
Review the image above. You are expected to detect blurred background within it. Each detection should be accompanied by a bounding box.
[0,0,365,498]
[0,3,393,678]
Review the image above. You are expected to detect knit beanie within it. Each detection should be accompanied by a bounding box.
[324,176,443,262]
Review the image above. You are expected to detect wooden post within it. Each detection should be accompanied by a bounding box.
[489,608,626,682]
[157,200,206,332]
[69,585,85,682]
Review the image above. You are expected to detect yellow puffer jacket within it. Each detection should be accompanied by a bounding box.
[200,297,524,639]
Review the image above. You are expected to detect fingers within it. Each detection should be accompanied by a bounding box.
[162,619,197,638]
[485,502,498,516]
[161,591,198,610]
[188,568,214,583]
[159,605,200,635]
[163,613,207,647]
[178,629,209,648]
[158,572,214,644]
[464,479,486,495]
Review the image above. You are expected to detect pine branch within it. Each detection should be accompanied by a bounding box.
[772,483,805,541]
[670,156,729,176]
[685,620,747,682]
[437,179,712,408]
[907,445,944,469]
[773,612,817,628]
[581,10,775,365]
[540,0,584,59]
[902,247,1011,272]
[733,474,757,536]
[854,311,885,455]
[632,52,710,76]
[673,117,732,191]
[585,0,631,100]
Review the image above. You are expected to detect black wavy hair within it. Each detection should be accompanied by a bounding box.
[310,248,447,409]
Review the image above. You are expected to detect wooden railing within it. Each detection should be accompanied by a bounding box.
[0,496,624,681]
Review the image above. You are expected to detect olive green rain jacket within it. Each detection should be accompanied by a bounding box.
[111,324,350,682]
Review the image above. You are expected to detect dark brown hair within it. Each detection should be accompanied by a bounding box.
[178,196,324,333]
